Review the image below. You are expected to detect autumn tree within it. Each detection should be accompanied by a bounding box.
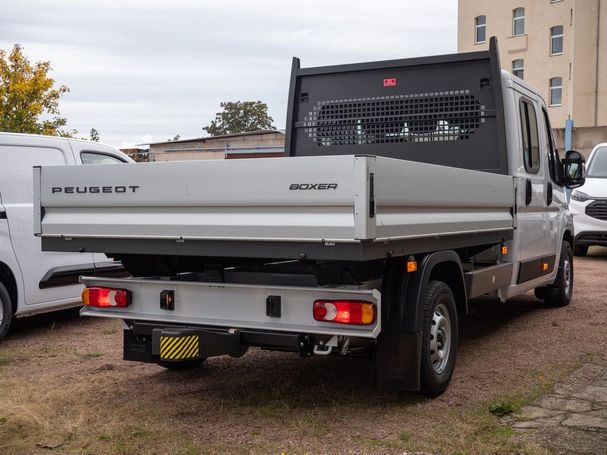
[0,44,71,136]
[203,101,274,136]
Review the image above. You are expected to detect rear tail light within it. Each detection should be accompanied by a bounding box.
[313,300,375,325]
[82,287,131,308]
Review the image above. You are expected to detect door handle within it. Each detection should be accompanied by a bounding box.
[525,179,532,206]
[546,182,553,206]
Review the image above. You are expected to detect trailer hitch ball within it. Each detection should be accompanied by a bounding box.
[313,335,339,355]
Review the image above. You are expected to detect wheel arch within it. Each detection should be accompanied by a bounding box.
[418,251,467,326]
[381,250,467,333]
[0,261,18,314]
[563,229,573,249]
[427,259,468,317]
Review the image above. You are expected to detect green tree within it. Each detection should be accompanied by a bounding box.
[89,128,100,142]
[0,44,71,136]
[203,101,274,136]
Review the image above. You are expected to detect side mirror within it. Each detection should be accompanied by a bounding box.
[562,150,586,189]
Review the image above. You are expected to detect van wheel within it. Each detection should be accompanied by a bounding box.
[157,359,206,370]
[536,241,573,307]
[420,280,458,397]
[0,283,13,341]
[573,244,588,257]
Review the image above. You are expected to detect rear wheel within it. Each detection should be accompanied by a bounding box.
[0,282,13,341]
[573,244,588,257]
[420,280,458,397]
[535,241,574,307]
[157,359,206,371]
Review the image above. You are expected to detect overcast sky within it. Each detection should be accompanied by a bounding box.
[1,0,457,147]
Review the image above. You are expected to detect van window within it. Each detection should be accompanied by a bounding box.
[542,108,562,184]
[81,151,125,164]
[520,100,540,173]
[0,146,65,202]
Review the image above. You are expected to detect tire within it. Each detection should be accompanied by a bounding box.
[420,280,458,397]
[0,282,13,341]
[573,244,588,257]
[157,358,206,371]
[538,241,574,307]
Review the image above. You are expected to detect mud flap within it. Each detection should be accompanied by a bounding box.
[375,330,422,392]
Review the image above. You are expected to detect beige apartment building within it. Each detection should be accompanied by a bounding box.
[458,0,606,156]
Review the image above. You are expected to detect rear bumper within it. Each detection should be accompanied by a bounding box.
[79,276,381,339]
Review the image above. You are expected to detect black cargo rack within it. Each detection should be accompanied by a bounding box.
[285,37,507,175]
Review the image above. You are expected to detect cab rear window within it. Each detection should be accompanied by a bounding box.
[520,100,540,174]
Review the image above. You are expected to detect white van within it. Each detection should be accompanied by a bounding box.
[569,143,607,256]
[0,132,133,339]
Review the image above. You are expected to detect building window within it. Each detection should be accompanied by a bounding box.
[550,26,564,54]
[475,15,486,43]
[550,77,563,106]
[513,8,525,36]
[512,59,524,79]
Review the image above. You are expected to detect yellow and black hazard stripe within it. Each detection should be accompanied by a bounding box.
[160,335,200,360]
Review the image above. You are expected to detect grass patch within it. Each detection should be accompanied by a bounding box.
[0,354,15,367]
[489,401,516,417]
[399,431,411,443]
[78,352,103,360]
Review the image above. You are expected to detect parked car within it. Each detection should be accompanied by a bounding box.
[569,142,607,256]
[0,132,132,340]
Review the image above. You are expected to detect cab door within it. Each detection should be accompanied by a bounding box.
[539,107,566,256]
[513,92,556,283]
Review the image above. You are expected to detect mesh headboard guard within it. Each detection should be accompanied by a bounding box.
[284,37,507,174]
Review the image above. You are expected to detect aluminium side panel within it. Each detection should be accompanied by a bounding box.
[372,156,514,241]
[38,155,361,243]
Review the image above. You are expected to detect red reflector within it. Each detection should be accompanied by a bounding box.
[82,287,130,308]
[313,300,375,325]
[383,78,396,87]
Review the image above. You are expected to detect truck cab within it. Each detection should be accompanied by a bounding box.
[0,133,132,339]
[500,73,575,299]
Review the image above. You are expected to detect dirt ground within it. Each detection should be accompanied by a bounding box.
[1,249,606,455]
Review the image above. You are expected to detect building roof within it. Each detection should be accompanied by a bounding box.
[145,129,284,146]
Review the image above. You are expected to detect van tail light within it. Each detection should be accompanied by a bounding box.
[313,300,375,325]
[82,287,131,308]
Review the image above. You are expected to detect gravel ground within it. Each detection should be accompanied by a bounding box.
[0,248,606,454]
